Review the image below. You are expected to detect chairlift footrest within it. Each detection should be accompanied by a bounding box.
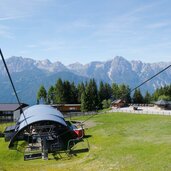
[69,148,89,154]
[24,153,42,160]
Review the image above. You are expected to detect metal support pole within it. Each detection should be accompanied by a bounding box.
[42,137,48,160]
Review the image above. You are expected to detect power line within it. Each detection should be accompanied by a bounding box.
[130,64,171,94]
[81,63,171,123]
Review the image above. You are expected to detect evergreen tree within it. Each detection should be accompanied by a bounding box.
[100,82,131,107]
[37,85,47,104]
[82,79,99,111]
[47,86,55,104]
[92,79,99,110]
[152,84,171,101]
[104,83,112,100]
[63,80,71,103]
[112,83,120,100]
[168,85,171,98]
[88,79,99,111]
[132,89,144,104]
[98,81,105,109]
[162,85,171,98]
[144,91,151,104]
[54,78,65,103]
[70,82,78,103]
[118,84,131,103]
[77,82,85,103]
[152,88,160,101]
[98,81,112,109]
[81,91,89,112]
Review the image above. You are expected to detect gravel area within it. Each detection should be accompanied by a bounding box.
[110,106,171,115]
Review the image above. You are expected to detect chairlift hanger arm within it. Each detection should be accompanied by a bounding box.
[0,49,21,105]
[0,49,28,126]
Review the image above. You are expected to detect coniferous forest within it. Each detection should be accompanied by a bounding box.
[37,79,171,112]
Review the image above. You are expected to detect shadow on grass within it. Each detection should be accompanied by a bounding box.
[84,135,92,138]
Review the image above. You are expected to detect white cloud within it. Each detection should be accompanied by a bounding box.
[0,0,54,21]
[0,16,24,21]
[26,44,39,48]
[146,21,170,29]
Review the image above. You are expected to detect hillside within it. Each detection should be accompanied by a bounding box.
[1,112,171,170]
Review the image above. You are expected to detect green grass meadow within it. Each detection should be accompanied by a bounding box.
[1,112,171,171]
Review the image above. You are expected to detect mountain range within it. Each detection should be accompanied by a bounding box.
[0,56,171,104]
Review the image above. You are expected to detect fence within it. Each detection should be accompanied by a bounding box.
[110,108,171,116]
[64,111,97,120]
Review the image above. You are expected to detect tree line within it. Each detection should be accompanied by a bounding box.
[37,78,171,111]
[153,85,171,101]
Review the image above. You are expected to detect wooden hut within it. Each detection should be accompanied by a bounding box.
[111,99,126,108]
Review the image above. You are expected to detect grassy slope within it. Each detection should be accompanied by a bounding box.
[1,113,171,171]
[0,122,14,133]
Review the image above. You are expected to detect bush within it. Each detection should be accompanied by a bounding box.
[158,95,170,101]
[102,99,111,109]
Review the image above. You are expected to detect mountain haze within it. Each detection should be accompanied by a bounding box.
[0,56,171,104]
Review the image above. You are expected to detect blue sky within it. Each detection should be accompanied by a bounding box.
[0,0,171,65]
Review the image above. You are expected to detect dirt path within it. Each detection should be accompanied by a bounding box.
[83,120,97,129]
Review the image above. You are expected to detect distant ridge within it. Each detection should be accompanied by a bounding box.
[0,56,171,104]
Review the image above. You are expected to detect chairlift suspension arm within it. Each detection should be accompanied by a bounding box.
[0,49,28,126]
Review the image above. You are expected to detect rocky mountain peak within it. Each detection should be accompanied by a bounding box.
[0,55,171,104]
[5,56,35,73]
[68,62,83,68]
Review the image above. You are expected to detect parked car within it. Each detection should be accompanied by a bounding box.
[133,105,138,110]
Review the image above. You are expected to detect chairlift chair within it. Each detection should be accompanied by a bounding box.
[67,123,90,155]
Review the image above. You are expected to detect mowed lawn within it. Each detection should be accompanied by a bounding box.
[1,112,171,171]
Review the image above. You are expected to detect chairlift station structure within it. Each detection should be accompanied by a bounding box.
[6,105,89,160]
